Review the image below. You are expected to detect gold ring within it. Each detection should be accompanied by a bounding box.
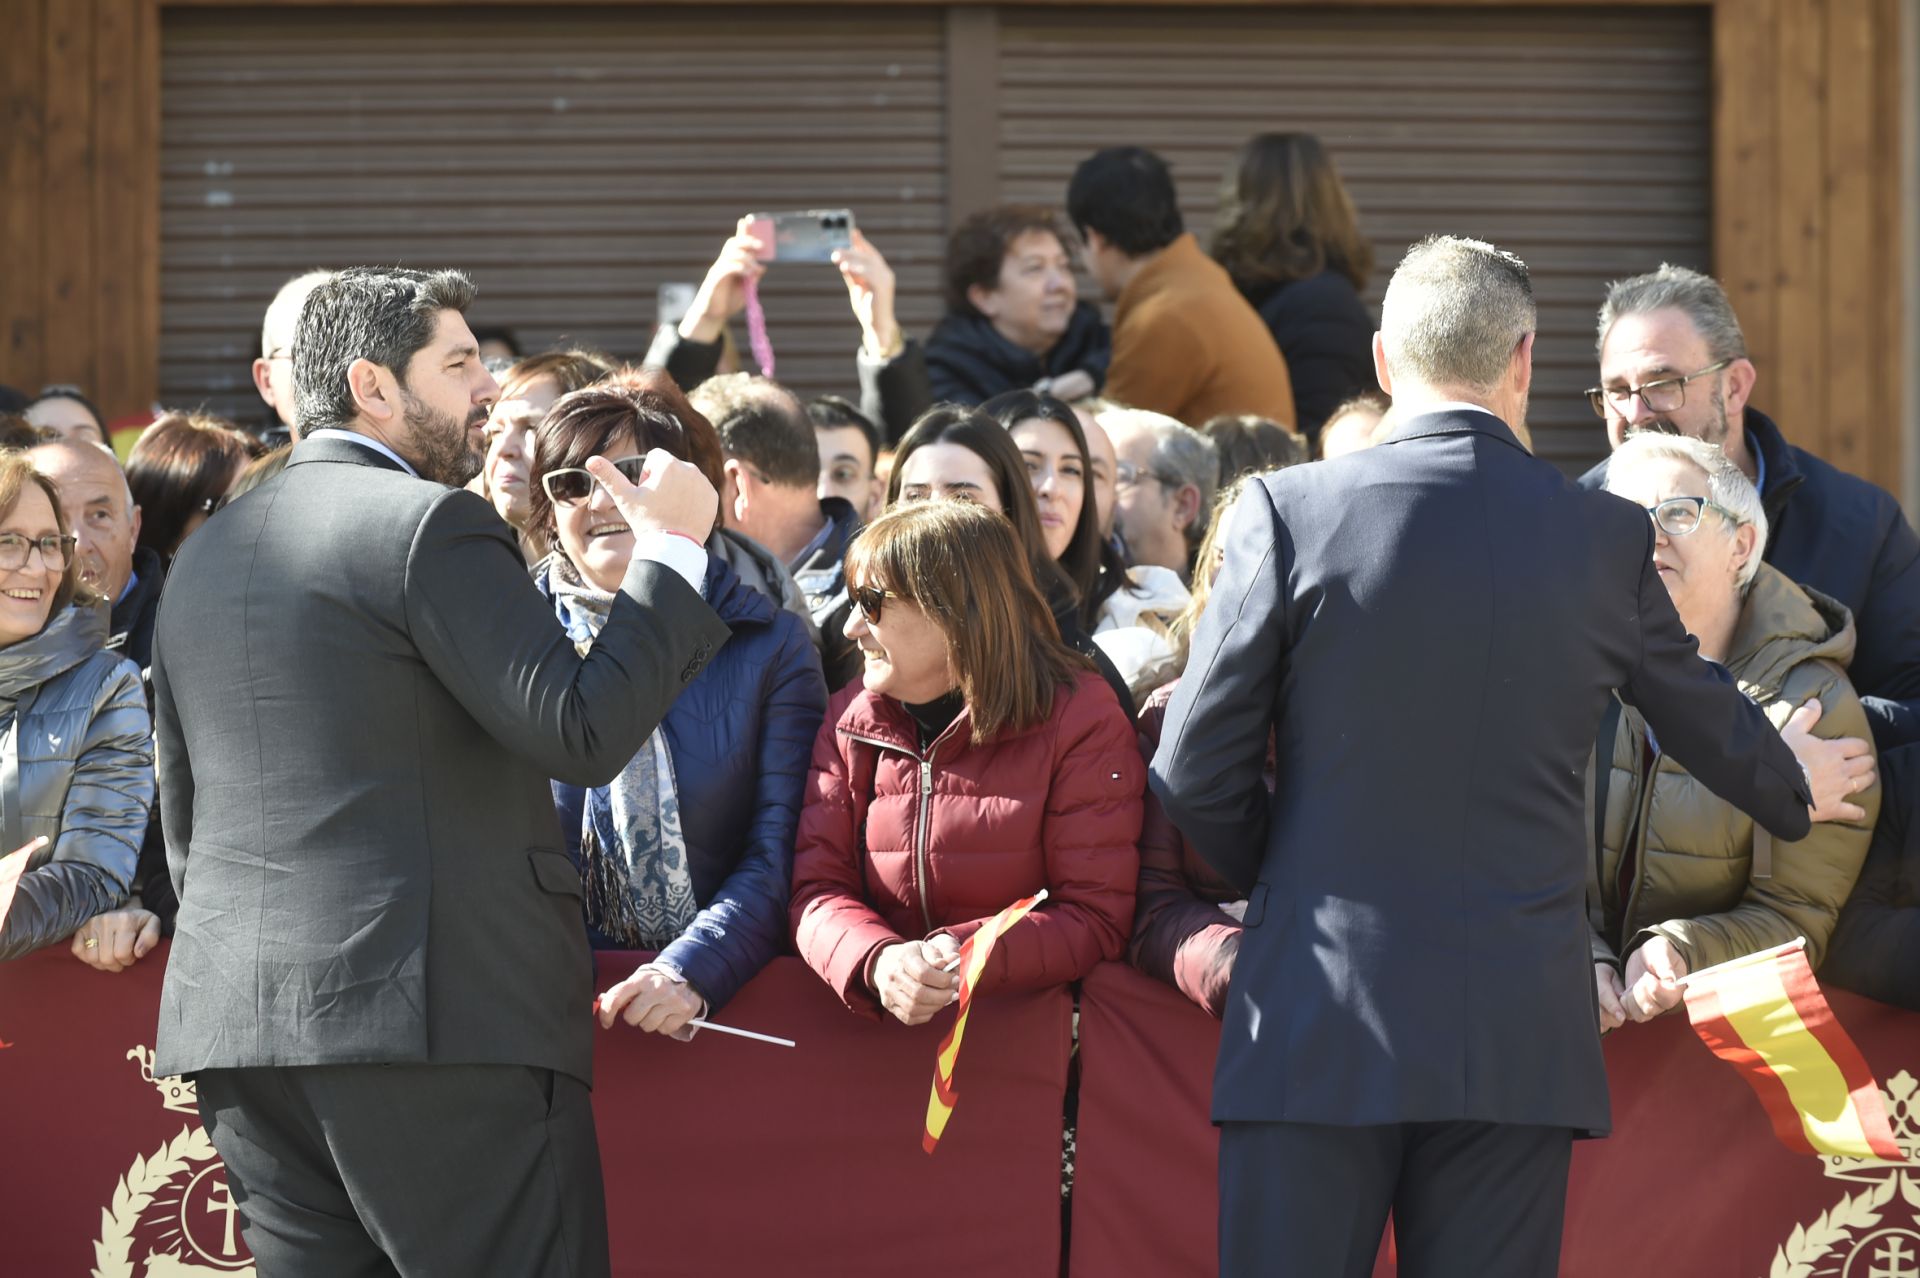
[84,938,97,949]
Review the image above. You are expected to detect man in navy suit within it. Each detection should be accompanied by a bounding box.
[1150,236,1870,1277]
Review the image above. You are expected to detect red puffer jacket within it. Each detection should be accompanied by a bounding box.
[791,670,1144,1014]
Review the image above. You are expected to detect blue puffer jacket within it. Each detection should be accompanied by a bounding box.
[543,553,828,1012]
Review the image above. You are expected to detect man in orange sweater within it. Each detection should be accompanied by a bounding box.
[1068,147,1297,429]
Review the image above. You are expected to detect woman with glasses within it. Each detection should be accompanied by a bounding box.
[790,500,1141,1023]
[983,388,1190,703]
[1590,433,1877,1029]
[526,380,827,1036]
[886,405,1137,713]
[0,453,154,964]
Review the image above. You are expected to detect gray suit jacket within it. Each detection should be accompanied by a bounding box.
[152,437,729,1084]
[1152,409,1811,1135]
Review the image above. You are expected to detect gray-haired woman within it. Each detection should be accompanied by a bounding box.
[1590,432,1876,1029]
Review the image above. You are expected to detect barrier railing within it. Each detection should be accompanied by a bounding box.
[1,945,1914,1276]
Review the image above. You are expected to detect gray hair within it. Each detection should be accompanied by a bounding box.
[1378,235,1535,393]
[260,269,334,359]
[1095,407,1218,544]
[1596,263,1748,363]
[1604,431,1768,591]
[292,267,476,434]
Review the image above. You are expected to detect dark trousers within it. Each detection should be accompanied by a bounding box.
[196,1063,610,1278]
[1219,1119,1573,1278]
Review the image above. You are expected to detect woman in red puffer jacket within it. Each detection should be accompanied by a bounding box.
[791,500,1144,1024]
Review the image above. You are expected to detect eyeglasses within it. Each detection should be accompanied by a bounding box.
[1113,460,1181,490]
[1587,359,1734,419]
[848,583,899,623]
[540,455,648,506]
[0,533,76,573]
[1641,495,1740,538]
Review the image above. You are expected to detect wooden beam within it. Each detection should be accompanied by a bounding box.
[1823,0,1875,480]
[1712,0,1778,388]
[40,0,96,395]
[944,6,1000,228]
[0,0,47,389]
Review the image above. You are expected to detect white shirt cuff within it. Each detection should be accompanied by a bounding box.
[631,530,709,596]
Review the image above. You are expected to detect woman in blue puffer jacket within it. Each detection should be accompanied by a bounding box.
[528,376,827,1036]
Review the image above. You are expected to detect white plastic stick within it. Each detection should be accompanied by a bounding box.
[687,1018,796,1048]
[1671,935,1807,989]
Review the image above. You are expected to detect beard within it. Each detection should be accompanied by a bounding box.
[399,388,485,489]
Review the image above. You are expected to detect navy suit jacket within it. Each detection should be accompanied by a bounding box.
[1150,408,1812,1135]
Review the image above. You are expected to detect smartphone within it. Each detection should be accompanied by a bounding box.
[744,210,855,263]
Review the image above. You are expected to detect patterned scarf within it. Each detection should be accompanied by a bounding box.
[547,562,698,949]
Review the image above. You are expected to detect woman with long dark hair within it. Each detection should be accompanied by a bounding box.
[1211,132,1378,441]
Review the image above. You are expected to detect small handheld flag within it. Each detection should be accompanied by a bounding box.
[1681,936,1901,1160]
[922,890,1046,1155]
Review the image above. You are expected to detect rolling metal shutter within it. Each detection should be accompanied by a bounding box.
[998,6,1711,471]
[160,7,947,424]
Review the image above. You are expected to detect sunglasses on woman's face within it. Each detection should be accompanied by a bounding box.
[848,583,899,624]
[540,455,648,507]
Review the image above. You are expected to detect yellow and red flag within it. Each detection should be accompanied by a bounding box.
[1682,937,1900,1160]
[922,890,1047,1155]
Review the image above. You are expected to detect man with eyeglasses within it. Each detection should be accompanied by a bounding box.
[248,270,333,447]
[1096,406,1219,583]
[1580,263,1920,748]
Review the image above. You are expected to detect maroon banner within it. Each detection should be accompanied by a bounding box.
[1071,960,1920,1278]
[0,946,1071,1277]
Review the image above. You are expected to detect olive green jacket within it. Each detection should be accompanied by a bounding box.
[1586,563,1878,973]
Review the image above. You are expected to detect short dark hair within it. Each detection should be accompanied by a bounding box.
[126,411,263,557]
[1198,414,1310,487]
[689,373,818,489]
[293,267,476,434]
[943,205,1076,316]
[807,395,882,467]
[1066,147,1184,258]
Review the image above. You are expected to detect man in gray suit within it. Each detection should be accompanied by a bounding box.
[152,267,729,1276]
[1151,237,1873,1278]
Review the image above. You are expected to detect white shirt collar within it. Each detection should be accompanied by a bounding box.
[303,428,419,477]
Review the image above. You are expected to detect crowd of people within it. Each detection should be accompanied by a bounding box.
[0,133,1915,1272]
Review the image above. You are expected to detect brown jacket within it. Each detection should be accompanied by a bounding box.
[1104,234,1297,429]
[1587,563,1879,974]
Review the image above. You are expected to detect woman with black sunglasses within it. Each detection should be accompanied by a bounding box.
[525,374,827,1038]
[0,450,155,967]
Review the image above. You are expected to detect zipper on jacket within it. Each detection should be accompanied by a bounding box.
[841,730,945,936]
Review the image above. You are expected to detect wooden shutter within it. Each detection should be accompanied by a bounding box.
[160,6,948,424]
[997,6,1711,472]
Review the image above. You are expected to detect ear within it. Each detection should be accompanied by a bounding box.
[721,457,749,523]
[346,357,398,424]
[128,505,142,543]
[966,282,1001,319]
[1730,519,1760,578]
[1511,330,1536,403]
[1722,357,1758,417]
[250,357,276,406]
[1172,483,1204,535]
[1371,332,1394,397]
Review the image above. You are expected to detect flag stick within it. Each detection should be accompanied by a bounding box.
[1672,936,1806,989]
[687,1019,796,1048]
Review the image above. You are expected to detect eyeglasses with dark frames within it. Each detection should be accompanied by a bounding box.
[0,532,77,573]
[1587,359,1734,419]
[540,454,648,507]
[1641,495,1741,538]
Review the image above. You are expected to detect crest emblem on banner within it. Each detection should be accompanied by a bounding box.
[90,1047,256,1278]
[1769,1070,1920,1278]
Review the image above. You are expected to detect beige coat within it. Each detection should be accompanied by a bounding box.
[1587,563,1878,973]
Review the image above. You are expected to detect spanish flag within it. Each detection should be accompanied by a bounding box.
[1682,937,1901,1160]
[922,890,1047,1156]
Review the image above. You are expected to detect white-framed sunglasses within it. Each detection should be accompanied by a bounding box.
[540,454,647,506]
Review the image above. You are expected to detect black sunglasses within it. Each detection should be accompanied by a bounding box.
[848,583,899,623]
[540,454,648,506]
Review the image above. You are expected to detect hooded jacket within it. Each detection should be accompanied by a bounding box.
[1587,563,1878,973]
[543,553,827,1012]
[0,603,154,960]
[790,671,1143,1015]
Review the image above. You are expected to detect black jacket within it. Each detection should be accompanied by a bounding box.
[789,496,864,691]
[153,437,729,1084]
[1153,408,1809,1134]
[1823,743,1920,1011]
[108,546,165,682]
[1243,269,1376,441]
[1580,408,1920,749]
[923,302,1111,410]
